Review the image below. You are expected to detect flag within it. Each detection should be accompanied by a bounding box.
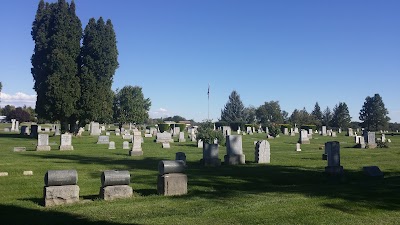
[207,84,210,99]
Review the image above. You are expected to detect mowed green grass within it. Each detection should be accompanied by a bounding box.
[0,123,399,225]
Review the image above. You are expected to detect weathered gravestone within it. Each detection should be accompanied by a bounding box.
[324,141,344,175]
[20,126,30,136]
[283,128,289,135]
[363,166,384,178]
[108,141,116,150]
[255,140,270,163]
[201,143,220,166]
[222,126,231,136]
[197,139,203,148]
[157,160,187,196]
[59,134,73,151]
[36,134,51,151]
[381,134,386,142]
[13,147,26,152]
[175,152,186,163]
[322,126,327,136]
[44,170,79,207]
[363,131,377,149]
[347,128,354,137]
[156,132,173,143]
[97,136,110,144]
[30,125,38,138]
[90,122,101,136]
[179,132,186,142]
[122,134,132,140]
[123,141,130,150]
[296,143,301,152]
[331,132,337,137]
[162,142,171,148]
[129,133,143,156]
[224,135,245,165]
[54,124,61,136]
[100,170,133,200]
[299,130,310,144]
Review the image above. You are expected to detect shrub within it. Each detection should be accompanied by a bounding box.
[280,124,292,133]
[230,122,244,131]
[300,125,317,131]
[215,121,229,129]
[268,124,281,137]
[376,140,390,148]
[196,121,225,145]
[158,123,170,133]
[175,123,186,131]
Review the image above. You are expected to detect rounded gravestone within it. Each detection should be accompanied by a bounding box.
[44,170,78,186]
[101,170,130,187]
[158,160,186,175]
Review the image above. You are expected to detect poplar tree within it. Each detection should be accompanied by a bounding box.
[31,0,82,132]
[79,17,119,125]
[220,90,245,123]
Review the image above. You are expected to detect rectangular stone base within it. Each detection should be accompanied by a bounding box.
[157,173,187,196]
[200,158,221,167]
[224,154,245,165]
[325,166,344,175]
[59,145,74,151]
[367,143,377,149]
[129,150,143,156]
[300,140,310,144]
[144,134,152,138]
[99,185,133,200]
[44,185,79,207]
[36,146,51,151]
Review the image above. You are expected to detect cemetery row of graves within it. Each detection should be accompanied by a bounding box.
[0,120,399,224]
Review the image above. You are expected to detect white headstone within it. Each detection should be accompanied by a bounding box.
[97,136,110,144]
[90,122,101,136]
[322,126,327,136]
[179,132,186,142]
[255,140,270,163]
[296,143,301,152]
[59,134,73,150]
[123,141,130,149]
[108,141,116,149]
[36,134,51,151]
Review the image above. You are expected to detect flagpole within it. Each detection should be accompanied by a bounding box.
[207,84,210,121]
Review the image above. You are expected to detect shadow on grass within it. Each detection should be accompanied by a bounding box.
[0,204,136,225]
[0,133,34,139]
[23,153,400,212]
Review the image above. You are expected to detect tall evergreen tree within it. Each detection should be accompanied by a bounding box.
[243,106,257,124]
[31,0,82,132]
[322,106,332,127]
[256,101,283,125]
[359,94,390,131]
[220,90,245,123]
[113,86,151,129]
[311,102,323,127]
[78,17,119,125]
[331,102,351,128]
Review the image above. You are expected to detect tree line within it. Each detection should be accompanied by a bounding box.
[31,0,150,132]
[220,90,391,131]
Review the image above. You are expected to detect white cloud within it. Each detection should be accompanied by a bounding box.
[0,92,36,107]
[150,107,170,118]
[159,107,167,112]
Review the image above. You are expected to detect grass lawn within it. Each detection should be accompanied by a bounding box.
[0,123,399,224]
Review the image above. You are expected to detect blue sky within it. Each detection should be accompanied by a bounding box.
[0,0,399,122]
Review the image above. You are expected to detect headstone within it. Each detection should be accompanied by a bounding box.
[13,147,26,152]
[197,140,203,148]
[123,141,130,149]
[108,141,116,150]
[23,171,33,176]
[363,166,384,178]
[129,133,143,156]
[255,140,270,163]
[77,127,84,136]
[237,127,241,134]
[299,130,310,144]
[331,132,337,137]
[347,128,354,137]
[44,127,50,132]
[156,132,173,143]
[246,127,252,135]
[44,170,79,207]
[97,136,110,144]
[162,142,171,148]
[283,128,289,135]
[294,127,299,134]
[3,128,10,132]
[359,136,366,149]
[364,132,377,148]
[90,122,101,136]
[178,132,186,142]
[106,132,110,136]
[224,135,245,165]
[324,141,344,175]
[338,128,342,133]
[54,124,61,136]
[30,125,38,138]
[20,126,29,135]
[145,133,152,138]
[36,134,51,151]
[0,172,9,177]
[122,134,132,140]
[296,143,301,152]
[201,143,220,166]
[175,152,186,163]
[157,172,187,196]
[222,126,231,136]
[11,119,16,132]
[387,139,391,143]
[101,125,106,131]
[173,127,180,137]
[381,134,386,142]
[59,134,73,150]
[322,126,327,136]
[99,170,132,200]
